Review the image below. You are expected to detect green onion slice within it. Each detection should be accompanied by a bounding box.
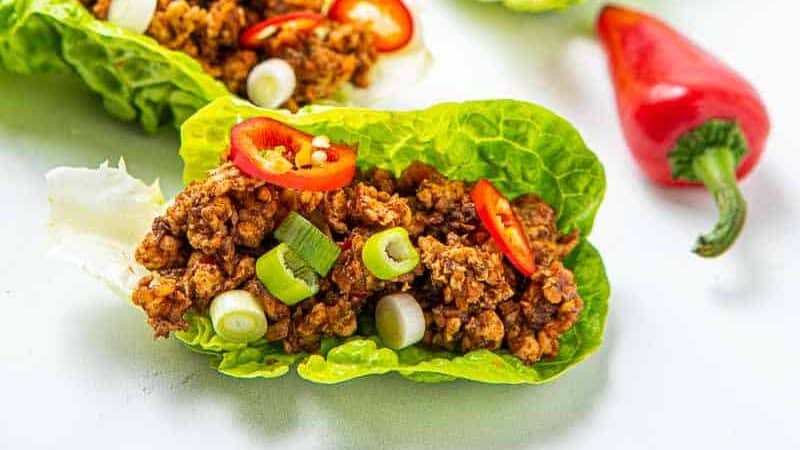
[362,227,420,280]
[257,243,319,305]
[275,212,341,276]
[209,290,268,343]
[376,293,425,350]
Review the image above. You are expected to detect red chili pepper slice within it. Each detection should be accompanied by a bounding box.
[328,0,413,52]
[229,117,356,192]
[597,5,770,257]
[471,179,536,277]
[240,12,324,48]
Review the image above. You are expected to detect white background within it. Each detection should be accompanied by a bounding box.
[1,0,798,448]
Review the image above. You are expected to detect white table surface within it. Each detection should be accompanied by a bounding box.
[1,0,798,449]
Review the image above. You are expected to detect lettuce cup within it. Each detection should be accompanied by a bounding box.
[0,0,430,132]
[48,97,609,384]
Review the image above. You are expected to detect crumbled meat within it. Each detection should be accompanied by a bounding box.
[146,1,210,59]
[263,0,325,15]
[349,183,412,228]
[207,0,246,48]
[186,195,235,255]
[132,272,192,338]
[284,297,360,353]
[132,161,584,364]
[185,253,256,309]
[80,0,109,18]
[423,305,464,351]
[362,168,396,194]
[81,0,378,109]
[397,161,440,193]
[411,168,479,237]
[461,310,505,352]
[231,186,279,247]
[326,298,360,336]
[418,234,514,312]
[185,254,226,306]
[513,194,580,265]
[528,261,584,333]
[322,190,349,234]
[220,50,259,95]
[272,21,378,111]
[416,178,468,213]
[243,279,291,341]
[135,221,186,270]
[280,189,325,214]
[321,182,411,234]
[497,261,584,363]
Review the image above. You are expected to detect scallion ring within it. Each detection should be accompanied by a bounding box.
[375,293,425,350]
[256,243,319,305]
[209,290,268,343]
[361,227,420,280]
[275,212,341,276]
[107,0,158,34]
[246,58,297,109]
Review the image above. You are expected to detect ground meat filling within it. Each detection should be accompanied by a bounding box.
[79,0,378,110]
[132,162,584,364]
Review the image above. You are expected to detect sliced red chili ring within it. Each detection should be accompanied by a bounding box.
[240,12,324,48]
[328,0,414,52]
[471,179,536,277]
[229,117,356,192]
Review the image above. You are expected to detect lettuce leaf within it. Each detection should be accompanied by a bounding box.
[0,0,229,132]
[176,313,304,378]
[48,98,609,384]
[0,0,431,133]
[179,97,609,383]
[46,159,165,299]
[474,0,584,12]
[182,96,605,235]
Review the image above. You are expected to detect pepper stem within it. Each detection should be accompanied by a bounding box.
[690,147,747,257]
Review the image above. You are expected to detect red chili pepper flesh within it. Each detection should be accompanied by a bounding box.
[229,117,356,192]
[240,12,324,48]
[472,179,536,277]
[328,0,414,52]
[597,5,770,257]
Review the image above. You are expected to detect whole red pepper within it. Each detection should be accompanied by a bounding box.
[597,4,770,257]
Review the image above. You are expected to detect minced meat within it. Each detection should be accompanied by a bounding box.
[132,162,584,364]
[79,0,378,110]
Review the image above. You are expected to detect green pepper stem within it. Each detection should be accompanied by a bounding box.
[691,147,747,257]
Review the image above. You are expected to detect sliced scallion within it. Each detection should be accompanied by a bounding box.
[246,58,297,109]
[107,0,157,34]
[257,243,319,305]
[361,227,419,280]
[275,212,341,276]
[375,293,425,350]
[209,290,268,343]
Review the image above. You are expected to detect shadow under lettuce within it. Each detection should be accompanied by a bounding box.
[0,72,183,195]
[307,346,610,450]
[67,292,612,450]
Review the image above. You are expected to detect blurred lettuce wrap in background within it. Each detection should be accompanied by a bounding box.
[0,0,430,133]
[0,0,228,132]
[48,97,609,384]
[475,0,584,13]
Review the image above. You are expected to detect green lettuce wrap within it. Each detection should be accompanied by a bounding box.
[47,97,609,384]
[0,0,430,133]
[0,0,228,132]
[474,0,584,13]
